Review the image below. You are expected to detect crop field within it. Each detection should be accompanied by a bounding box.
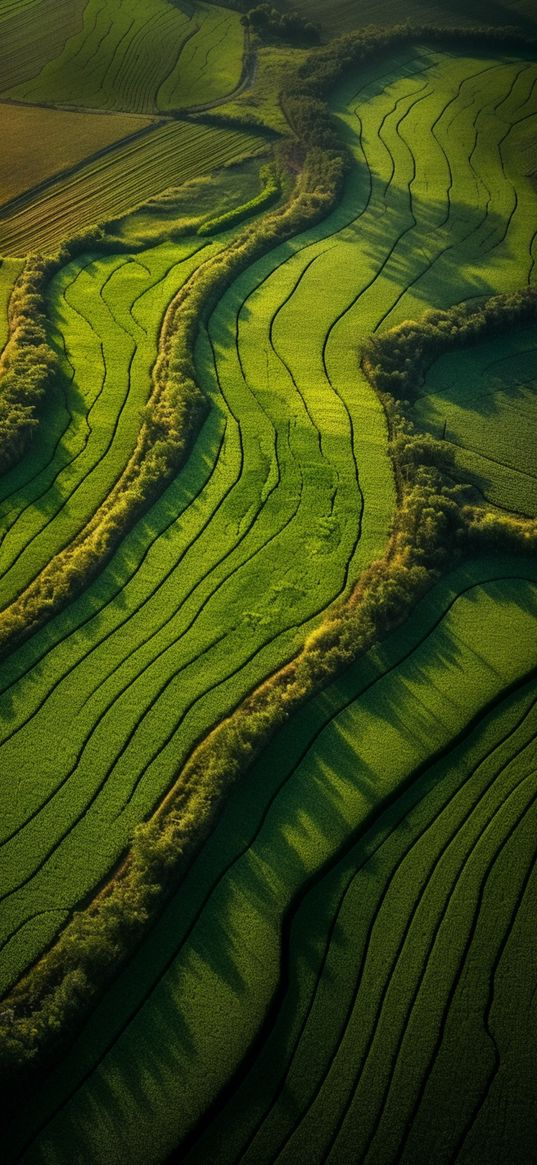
[284,0,537,37]
[4,554,537,1164]
[0,101,153,209]
[0,119,266,256]
[7,0,245,114]
[413,323,537,515]
[1,10,537,1165]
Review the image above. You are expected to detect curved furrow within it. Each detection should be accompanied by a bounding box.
[260,760,537,1165]
[448,850,537,1162]
[215,688,537,1165]
[392,789,537,1165]
[328,757,537,1165]
[0,245,212,606]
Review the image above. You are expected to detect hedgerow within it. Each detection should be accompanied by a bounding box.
[0,257,57,475]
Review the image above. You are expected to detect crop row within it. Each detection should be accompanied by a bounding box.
[186,663,537,1165]
[5,554,536,1164]
[0,48,533,997]
[0,119,265,257]
[8,0,244,115]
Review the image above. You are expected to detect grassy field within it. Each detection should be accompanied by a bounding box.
[413,323,537,515]
[0,119,266,256]
[1,19,537,1165]
[4,554,536,1164]
[7,0,245,114]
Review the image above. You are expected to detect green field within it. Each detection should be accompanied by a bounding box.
[413,323,537,515]
[5,555,536,1163]
[3,48,536,994]
[1,10,537,1165]
[7,0,245,114]
[0,0,86,92]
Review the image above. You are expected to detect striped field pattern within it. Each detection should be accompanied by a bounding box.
[1,39,537,1165]
[7,0,245,114]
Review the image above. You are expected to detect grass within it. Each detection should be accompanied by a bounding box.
[5,554,536,1165]
[189,668,537,1165]
[1,44,535,997]
[7,0,245,114]
[108,157,272,248]
[413,323,537,516]
[0,119,266,256]
[0,102,153,210]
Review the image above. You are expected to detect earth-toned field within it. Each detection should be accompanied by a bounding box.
[0,3,536,1164]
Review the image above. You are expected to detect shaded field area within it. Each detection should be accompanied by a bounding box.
[0,119,266,256]
[413,323,537,515]
[282,0,537,37]
[5,556,536,1164]
[6,0,245,114]
[1,39,535,1009]
[0,0,87,93]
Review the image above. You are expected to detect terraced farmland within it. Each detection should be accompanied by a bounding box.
[0,119,266,256]
[1,19,537,1165]
[8,0,245,114]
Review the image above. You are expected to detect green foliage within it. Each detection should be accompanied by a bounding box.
[243,4,320,45]
[0,257,58,474]
[198,163,281,235]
